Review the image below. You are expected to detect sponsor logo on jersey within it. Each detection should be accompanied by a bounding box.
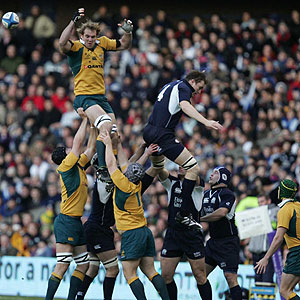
[162,249,167,255]
[226,202,230,206]
[203,198,209,203]
[175,139,180,143]
[68,237,74,241]
[175,187,181,194]
[83,64,104,69]
[174,196,182,208]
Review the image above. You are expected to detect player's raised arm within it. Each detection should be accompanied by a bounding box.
[116,19,133,50]
[59,8,85,53]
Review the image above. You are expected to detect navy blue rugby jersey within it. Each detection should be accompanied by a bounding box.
[148,79,194,130]
[201,187,238,238]
[88,179,115,227]
[161,175,204,230]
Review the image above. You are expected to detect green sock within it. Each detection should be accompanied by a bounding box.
[96,139,106,168]
[67,275,83,300]
[45,274,61,300]
[129,278,147,300]
[151,274,170,300]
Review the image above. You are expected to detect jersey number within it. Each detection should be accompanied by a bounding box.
[157,84,170,101]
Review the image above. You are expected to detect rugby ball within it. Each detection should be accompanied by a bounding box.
[2,12,19,29]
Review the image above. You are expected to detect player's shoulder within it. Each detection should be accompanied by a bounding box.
[219,187,235,198]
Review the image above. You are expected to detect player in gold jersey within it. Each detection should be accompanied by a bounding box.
[100,130,170,300]
[255,179,300,300]
[45,109,97,300]
[59,7,133,183]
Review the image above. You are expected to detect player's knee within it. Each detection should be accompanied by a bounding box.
[106,264,119,277]
[94,114,112,131]
[194,272,206,285]
[74,252,89,270]
[161,269,174,283]
[224,272,238,288]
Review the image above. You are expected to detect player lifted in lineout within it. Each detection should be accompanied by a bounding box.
[143,71,223,231]
[59,7,133,183]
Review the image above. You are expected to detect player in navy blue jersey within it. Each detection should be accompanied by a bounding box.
[157,166,212,300]
[143,70,223,231]
[200,167,242,300]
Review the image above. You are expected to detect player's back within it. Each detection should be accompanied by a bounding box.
[148,79,193,130]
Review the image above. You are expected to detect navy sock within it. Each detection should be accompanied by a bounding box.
[166,281,177,300]
[230,285,242,300]
[180,178,196,216]
[151,274,170,300]
[96,139,106,168]
[76,275,93,300]
[103,277,116,300]
[197,280,212,300]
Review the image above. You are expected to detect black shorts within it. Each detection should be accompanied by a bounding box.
[205,235,240,273]
[84,221,115,254]
[143,124,184,161]
[161,227,205,260]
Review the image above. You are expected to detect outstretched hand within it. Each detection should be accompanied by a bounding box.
[99,130,112,146]
[254,257,269,274]
[118,19,133,33]
[72,8,85,23]
[206,120,223,130]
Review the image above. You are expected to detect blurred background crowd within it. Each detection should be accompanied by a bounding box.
[0,4,300,265]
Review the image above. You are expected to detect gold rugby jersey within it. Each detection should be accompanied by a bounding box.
[67,37,117,96]
[277,201,300,249]
[57,152,89,216]
[111,169,147,231]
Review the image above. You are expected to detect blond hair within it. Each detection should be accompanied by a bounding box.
[76,19,101,36]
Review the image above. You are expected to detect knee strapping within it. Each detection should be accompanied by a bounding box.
[94,114,112,130]
[56,252,73,264]
[181,156,198,171]
[103,256,118,269]
[151,156,165,169]
[89,256,100,267]
[74,252,89,265]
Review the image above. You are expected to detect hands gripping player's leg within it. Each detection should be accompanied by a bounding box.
[85,105,116,182]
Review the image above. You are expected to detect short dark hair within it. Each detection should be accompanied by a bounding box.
[51,147,67,165]
[185,70,207,84]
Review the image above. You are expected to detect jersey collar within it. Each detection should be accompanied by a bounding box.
[79,39,100,50]
[183,79,195,93]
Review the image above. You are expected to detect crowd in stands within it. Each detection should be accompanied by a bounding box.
[0,4,300,264]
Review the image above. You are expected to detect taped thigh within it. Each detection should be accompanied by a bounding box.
[181,156,198,171]
[89,255,100,267]
[150,155,165,169]
[94,114,112,130]
[102,256,118,270]
[73,252,89,265]
[56,252,73,264]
